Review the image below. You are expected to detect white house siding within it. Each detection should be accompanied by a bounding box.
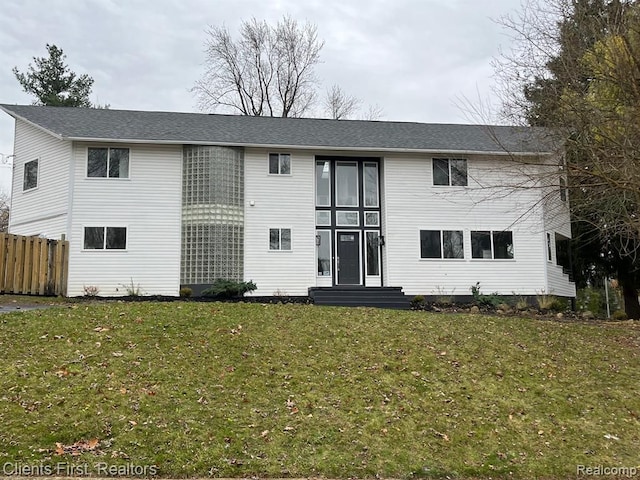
[244,148,316,296]
[9,120,71,239]
[66,142,182,297]
[383,153,553,296]
[540,163,575,297]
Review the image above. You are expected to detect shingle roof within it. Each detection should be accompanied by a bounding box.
[0,104,553,154]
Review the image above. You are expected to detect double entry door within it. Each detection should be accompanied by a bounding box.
[315,157,382,286]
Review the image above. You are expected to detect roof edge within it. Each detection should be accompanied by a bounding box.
[66,136,552,156]
[0,105,65,141]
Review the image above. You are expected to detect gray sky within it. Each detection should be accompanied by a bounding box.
[0,0,522,195]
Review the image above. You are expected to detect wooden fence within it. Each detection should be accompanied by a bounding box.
[0,233,69,296]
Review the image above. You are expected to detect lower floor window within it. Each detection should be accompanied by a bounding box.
[366,231,380,275]
[269,228,291,251]
[420,230,464,259]
[316,230,331,276]
[471,230,514,259]
[84,227,127,250]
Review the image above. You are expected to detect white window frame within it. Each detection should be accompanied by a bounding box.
[470,230,515,260]
[336,211,359,227]
[86,147,130,179]
[364,211,380,227]
[419,229,465,260]
[82,226,128,251]
[268,153,291,175]
[432,158,468,187]
[23,158,39,191]
[316,211,331,226]
[316,229,332,277]
[335,161,359,207]
[365,230,381,277]
[269,227,292,251]
[363,162,379,207]
[315,160,331,206]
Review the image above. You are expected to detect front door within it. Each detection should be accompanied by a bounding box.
[337,231,360,285]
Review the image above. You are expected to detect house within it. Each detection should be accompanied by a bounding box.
[0,104,575,302]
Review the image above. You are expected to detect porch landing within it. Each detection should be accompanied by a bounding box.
[309,286,410,310]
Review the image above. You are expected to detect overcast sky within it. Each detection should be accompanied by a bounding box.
[0,0,523,195]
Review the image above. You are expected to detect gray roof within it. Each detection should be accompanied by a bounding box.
[0,104,553,155]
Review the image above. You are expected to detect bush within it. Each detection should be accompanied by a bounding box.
[612,309,628,320]
[537,294,566,312]
[202,279,257,299]
[410,295,425,309]
[179,287,193,298]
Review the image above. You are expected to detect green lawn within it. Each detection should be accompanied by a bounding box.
[0,301,638,478]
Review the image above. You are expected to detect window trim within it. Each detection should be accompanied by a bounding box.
[470,230,515,260]
[365,229,381,277]
[363,162,379,207]
[268,153,292,176]
[419,229,465,260]
[268,227,292,251]
[316,229,332,277]
[23,158,39,192]
[82,226,128,251]
[364,211,380,227]
[336,211,359,227]
[86,147,131,180]
[335,161,359,207]
[315,160,331,206]
[432,157,468,187]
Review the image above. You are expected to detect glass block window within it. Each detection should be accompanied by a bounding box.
[181,146,245,284]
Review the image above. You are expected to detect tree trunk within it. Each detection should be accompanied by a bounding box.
[618,269,640,319]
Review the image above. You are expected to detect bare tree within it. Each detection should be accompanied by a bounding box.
[323,84,361,119]
[360,103,384,121]
[193,16,323,118]
[0,193,9,233]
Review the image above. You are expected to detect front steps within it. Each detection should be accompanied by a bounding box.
[309,286,410,310]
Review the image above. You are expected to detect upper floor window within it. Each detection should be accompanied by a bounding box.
[559,177,567,202]
[471,230,514,259]
[23,159,39,191]
[433,158,467,186]
[420,230,464,259]
[269,153,291,175]
[88,147,129,178]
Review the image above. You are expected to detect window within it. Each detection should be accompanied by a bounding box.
[433,158,467,186]
[269,153,291,175]
[88,147,129,178]
[547,232,553,261]
[84,227,127,250]
[316,211,331,226]
[23,159,38,190]
[560,177,567,202]
[336,211,359,226]
[316,230,331,276]
[471,231,514,259]
[316,161,330,205]
[364,212,380,227]
[366,231,381,276]
[335,162,358,206]
[420,230,464,259]
[269,228,291,251]
[364,162,379,207]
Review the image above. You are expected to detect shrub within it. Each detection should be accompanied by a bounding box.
[83,285,100,297]
[179,287,193,298]
[121,278,143,296]
[537,294,566,312]
[410,295,425,309]
[612,309,628,320]
[202,279,257,299]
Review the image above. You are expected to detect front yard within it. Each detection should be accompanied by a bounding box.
[0,301,638,478]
